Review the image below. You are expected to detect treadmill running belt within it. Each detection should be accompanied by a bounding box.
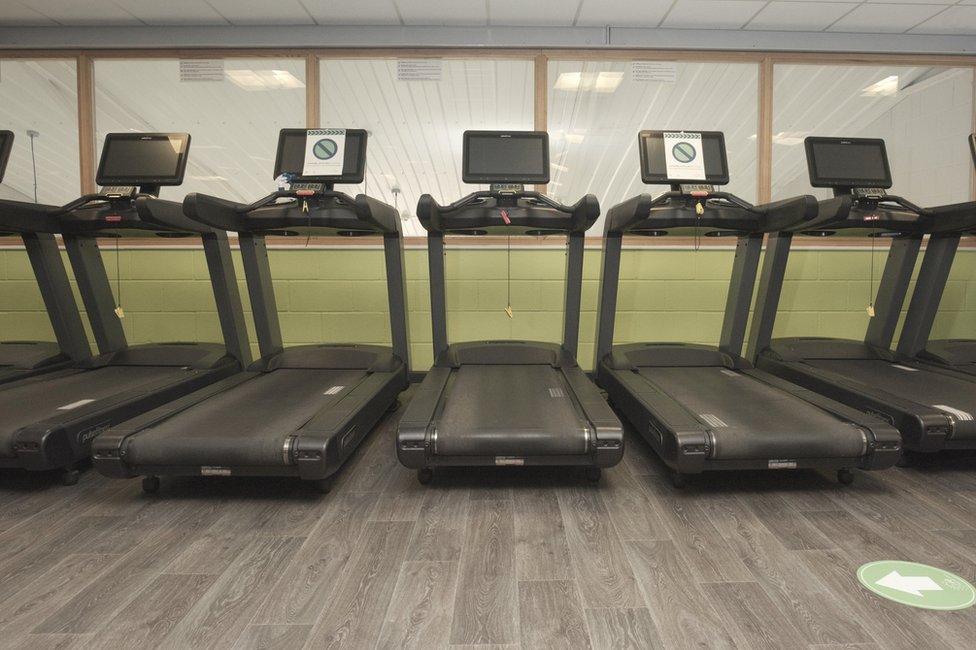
[0,366,190,458]
[637,367,867,459]
[808,359,976,439]
[436,365,588,457]
[122,368,367,467]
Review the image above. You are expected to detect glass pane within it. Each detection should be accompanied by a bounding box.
[548,59,760,232]
[320,58,535,236]
[93,58,306,202]
[772,64,975,342]
[0,59,80,204]
[772,64,974,206]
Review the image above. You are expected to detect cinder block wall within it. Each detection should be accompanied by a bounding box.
[1,246,973,371]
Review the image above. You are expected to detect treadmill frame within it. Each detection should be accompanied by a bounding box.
[749,222,976,453]
[93,187,412,487]
[595,193,900,476]
[397,190,624,473]
[0,190,251,476]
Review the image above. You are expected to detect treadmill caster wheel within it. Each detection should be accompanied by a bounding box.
[142,476,160,494]
[417,468,434,485]
[670,470,687,489]
[61,469,80,486]
[837,468,854,486]
[585,467,602,483]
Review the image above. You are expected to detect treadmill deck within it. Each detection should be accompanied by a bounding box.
[809,359,976,439]
[635,366,868,460]
[121,368,369,467]
[435,365,589,457]
[0,366,193,458]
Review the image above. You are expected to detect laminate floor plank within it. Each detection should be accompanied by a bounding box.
[304,521,414,649]
[449,498,518,645]
[517,580,591,650]
[33,503,223,635]
[583,607,664,649]
[557,487,642,609]
[641,478,753,584]
[0,553,116,637]
[703,494,873,646]
[623,539,739,649]
[404,487,470,562]
[252,491,379,626]
[233,624,311,649]
[376,560,458,649]
[513,488,574,581]
[704,581,807,649]
[159,535,304,649]
[86,573,216,649]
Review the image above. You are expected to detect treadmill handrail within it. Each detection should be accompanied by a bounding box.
[603,190,817,235]
[417,190,599,233]
[184,189,402,234]
[925,200,976,234]
[790,193,935,234]
[0,198,63,233]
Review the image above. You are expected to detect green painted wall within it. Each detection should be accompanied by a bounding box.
[1,246,973,371]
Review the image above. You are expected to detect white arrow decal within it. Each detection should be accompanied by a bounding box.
[876,571,943,597]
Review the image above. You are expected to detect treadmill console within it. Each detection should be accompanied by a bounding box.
[0,130,12,183]
[97,133,191,196]
[638,130,729,186]
[274,128,367,187]
[462,130,549,186]
[804,137,892,194]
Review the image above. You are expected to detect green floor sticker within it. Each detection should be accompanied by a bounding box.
[857,561,976,610]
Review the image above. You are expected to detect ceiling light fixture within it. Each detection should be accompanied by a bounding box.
[861,75,899,97]
[226,69,305,91]
[553,71,623,93]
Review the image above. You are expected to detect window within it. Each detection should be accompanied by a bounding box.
[772,64,974,206]
[548,59,760,232]
[0,59,80,205]
[320,58,535,236]
[93,58,306,202]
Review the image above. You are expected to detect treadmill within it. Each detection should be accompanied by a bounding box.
[0,132,250,484]
[0,130,92,385]
[397,130,623,484]
[749,136,976,461]
[595,130,900,487]
[93,128,410,493]
[895,133,976,378]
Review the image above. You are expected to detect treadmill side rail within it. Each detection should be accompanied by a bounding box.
[397,367,452,469]
[560,365,624,466]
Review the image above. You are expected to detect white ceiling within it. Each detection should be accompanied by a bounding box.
[2,0,976,35]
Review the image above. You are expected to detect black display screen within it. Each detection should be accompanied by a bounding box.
[96,133,190,186]
[274,129,367,184]
[462,131,549,184]
[639,130,729,185]
[805,137,892,188]
[0,130,12,184]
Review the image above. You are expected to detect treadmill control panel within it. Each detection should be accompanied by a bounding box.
[853,187,887,200]
[99,186,138,198]
[290,182,325,194]
[490,183,525,193]
[680,183,714,195]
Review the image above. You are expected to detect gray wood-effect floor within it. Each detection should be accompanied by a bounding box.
[3,386,976,649]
